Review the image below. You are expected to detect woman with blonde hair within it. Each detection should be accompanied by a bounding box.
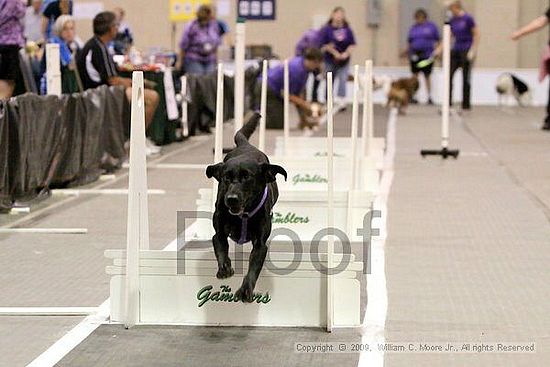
[40,14,82,93]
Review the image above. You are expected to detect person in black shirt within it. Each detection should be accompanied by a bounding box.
[77,11,161,153]
[512,8,550,130]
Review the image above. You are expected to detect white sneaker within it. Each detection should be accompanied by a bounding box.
[145,138,161,154]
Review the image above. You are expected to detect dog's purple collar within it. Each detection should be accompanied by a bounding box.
[234,186,269,245]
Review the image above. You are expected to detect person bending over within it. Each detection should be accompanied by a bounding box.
[76,11,160,155]
[254,48,323,130]
[295,28,322,103]
[511,7,550,130]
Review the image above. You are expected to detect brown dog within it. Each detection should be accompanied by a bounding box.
[299,102,325,132]
[387,76,419,115]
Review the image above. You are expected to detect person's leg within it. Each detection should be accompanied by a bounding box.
[449,51,461,107]
[462,52,472,110]
[204,62,216,75]
[144,89,160,129]
[124,87,159,129]
[266,89,284,129]
[184,59,206,75]
[312,72,320,103]
[336,63,349,99]
[424,67,433,104]
[324,60,337,101]
[0,80,15,100]
[544,79,550,129]
[0,47,19,99]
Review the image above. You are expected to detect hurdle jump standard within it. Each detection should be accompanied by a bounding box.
[421,24,460,159]
[268,64,380,194]
[107,69,362,331]
[46,43,61,96]
[273,60,385,166]
[192,70,375,243]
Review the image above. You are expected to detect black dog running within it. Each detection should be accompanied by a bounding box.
[206,112,287,302]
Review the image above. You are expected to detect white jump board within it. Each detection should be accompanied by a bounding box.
[274,137,385,168]
[270,156,380,193]
[106,249,363,327]
[194,189,374,242]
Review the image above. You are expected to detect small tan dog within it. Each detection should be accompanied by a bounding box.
[299,101,325,132]
[387,76,420,115]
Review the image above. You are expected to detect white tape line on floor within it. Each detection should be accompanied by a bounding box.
[358,108,397,367]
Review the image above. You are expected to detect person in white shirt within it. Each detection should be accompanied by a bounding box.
[24,0,43,43]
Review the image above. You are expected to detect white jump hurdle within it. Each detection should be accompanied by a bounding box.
[107,70,363,331]
[273,60,385,167]
[45,43,61,96]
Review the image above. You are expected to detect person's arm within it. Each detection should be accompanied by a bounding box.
[41,16,49,39]
[319,26,340,58]
[107,76,132,88]
[467,25,480,61]
[340,28,356,60]
[511,15,549,40]
[176,23,192,71]
[289,94,310,112]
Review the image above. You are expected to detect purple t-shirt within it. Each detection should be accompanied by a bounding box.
[295,29,321,56]
[408,21,440,58]
[0,0,26,47]
[179,20,221,63]
[265,56,309,98]
[319,24,356,64]
[449,13,476,52]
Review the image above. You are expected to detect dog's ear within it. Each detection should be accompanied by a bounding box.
[206,163,224,182]
[262,164,287,183]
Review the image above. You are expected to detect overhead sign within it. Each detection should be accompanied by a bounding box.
[237,0,276,20]
[170,0,212,22]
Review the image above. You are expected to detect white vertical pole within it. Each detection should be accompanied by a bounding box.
[365,60,374,156]
[124,72,150,328]
[442,25,451,149]
[259,60,268,151]
[283,59,290,154]
[326,72,334,333]
[361,60,370,158]
[347,65,359,237]
[46,43,61,96]
[180,75,189,137]
[350,65,359,190]
[234,20,246,134]
[213,64,224,212]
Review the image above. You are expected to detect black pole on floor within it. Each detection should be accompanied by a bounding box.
[420,147,460,159]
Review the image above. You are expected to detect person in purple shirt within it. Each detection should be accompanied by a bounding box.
[446,0,479,110]
[511,7,550,130]
[319,7,356,101]
[401,9,440,105]
[0,0,26,99]
[295,28,322,102]
[253,48,323,129]
[177,5,221,76]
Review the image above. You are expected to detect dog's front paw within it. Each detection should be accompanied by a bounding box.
[216,263,234,279]
[235,282,254,303]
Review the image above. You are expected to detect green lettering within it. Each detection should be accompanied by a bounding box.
[197,285,213,307]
